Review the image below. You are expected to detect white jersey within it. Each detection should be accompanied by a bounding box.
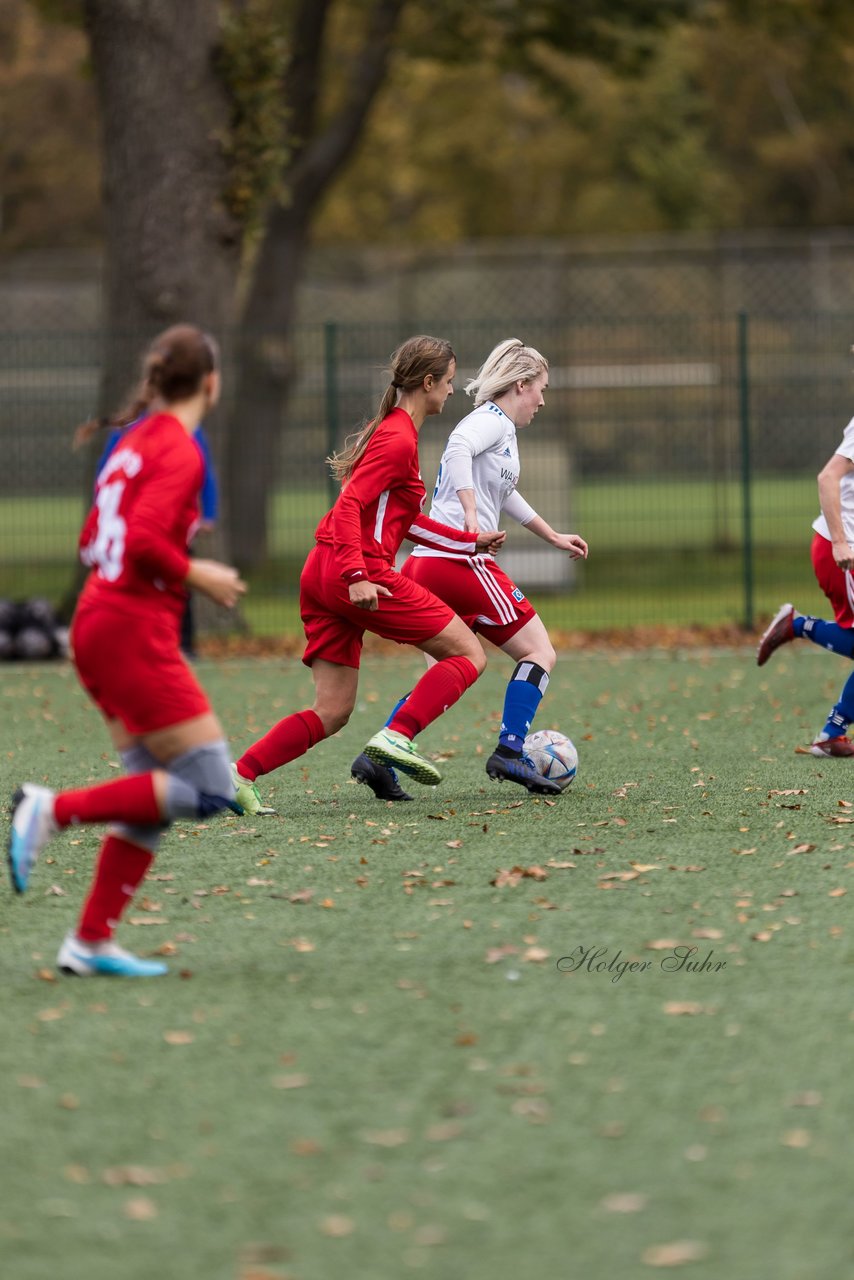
[410,401,537,560]
[813,415,854,542]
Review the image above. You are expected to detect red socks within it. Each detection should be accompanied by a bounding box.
[77,835,154,942]
[237,709,326,781]
[53,773,161,828]
[234,660,478,778]
[389,655,479,738]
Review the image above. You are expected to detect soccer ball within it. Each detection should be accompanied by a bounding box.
[523,729,578,791]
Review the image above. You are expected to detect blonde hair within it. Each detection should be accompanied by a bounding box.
[465,338,548,407]
[328,334,455,482]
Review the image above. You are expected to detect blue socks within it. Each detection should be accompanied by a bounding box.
[384,692,412,728]
[498,662,550,753]
[798,616,854,738]
[820,668,854,740]
[386,662,553,756]
[799,616,854,658]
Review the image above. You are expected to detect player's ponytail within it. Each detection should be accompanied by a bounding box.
[74,325,219,448]
[328,335,455,482]
[465,338,548,407]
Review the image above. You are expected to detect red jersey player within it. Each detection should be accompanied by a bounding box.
[231,334,505,815]
[8,325,246,977]
[353,338,588,798]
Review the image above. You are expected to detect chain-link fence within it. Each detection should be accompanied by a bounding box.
[2,307,851,637]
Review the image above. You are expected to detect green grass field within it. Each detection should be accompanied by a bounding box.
[0,473,820,563]
[0,472,830,634]
[2,646,853,1279]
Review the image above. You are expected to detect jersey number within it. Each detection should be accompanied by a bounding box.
[88,480,127,581]
[433,461,443,499]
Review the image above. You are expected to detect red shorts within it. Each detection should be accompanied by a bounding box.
[401,553,535,646]
[812,531,854,626]
[300,543,456,668]
[71,602,211,735]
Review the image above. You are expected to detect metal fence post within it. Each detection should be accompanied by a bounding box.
[323,322,340,509]
[737,310,754,630]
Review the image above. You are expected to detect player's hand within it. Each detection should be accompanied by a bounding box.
[476,529,506,554]
[552,532,588,560]
[187,559,247,608]
[349,580,393,611]
[832,539,854,570]
[463,513,480,536]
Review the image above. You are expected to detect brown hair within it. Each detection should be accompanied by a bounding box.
[74,324,219,447]
[327,334,456,482]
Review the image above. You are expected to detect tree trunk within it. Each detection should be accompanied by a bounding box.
[223,0,405,571]
[60,2,243,622]
[82,0,240,462]
[83,0,240,335]
[224,203,310,569]
[76,0,404,584]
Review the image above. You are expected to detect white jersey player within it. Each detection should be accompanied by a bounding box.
[411,399,537,558]
[350,338,589,799]
[757,404,854,757]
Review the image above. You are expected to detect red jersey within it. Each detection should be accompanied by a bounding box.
[77,411,202,618]
[315,408,482,580]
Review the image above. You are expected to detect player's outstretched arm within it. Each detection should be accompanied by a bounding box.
[520,513,588,559]
[186,559,247,608]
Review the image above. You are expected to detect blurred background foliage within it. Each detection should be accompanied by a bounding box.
[3,0,854,629]
[1,0,853,254]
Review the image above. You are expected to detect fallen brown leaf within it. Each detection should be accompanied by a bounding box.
[36,1005,67,1022]
[162,1030,194,1045]
[641,1239,708,1267]
[600,1192,647,1213]
[103,1166,166,1186]
[425,1121,463,1142]
[788,1091,822,1108]
[123,1196,158,1221]
[781,1129,812,1148]
[290,1138,322,1156]
[320,1215,355,1238]
[361,1129,409,1147]
[485,945,518,964]
[272,1073,310,1090]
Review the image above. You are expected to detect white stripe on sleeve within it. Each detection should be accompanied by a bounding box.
[374,490,390,544]
[407,518,476,554]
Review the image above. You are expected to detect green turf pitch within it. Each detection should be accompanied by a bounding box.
[1,649,852,1280]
